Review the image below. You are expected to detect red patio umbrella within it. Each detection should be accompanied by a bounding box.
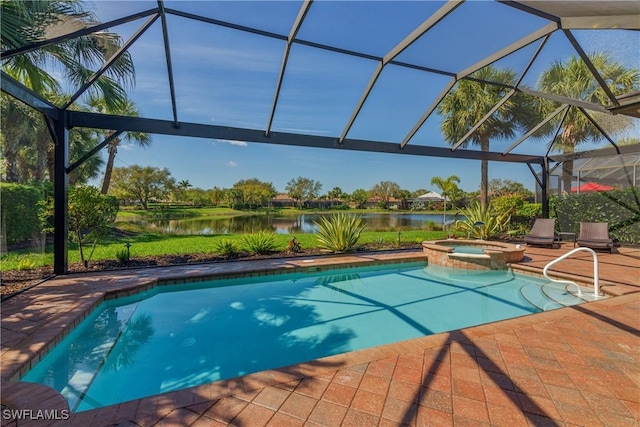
[570,182,615,193]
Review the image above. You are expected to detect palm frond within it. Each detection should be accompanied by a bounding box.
[1,0,134,105]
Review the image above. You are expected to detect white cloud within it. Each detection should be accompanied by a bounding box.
[228,140,248,147]
[214,139,248,147]
[226,161,238,167]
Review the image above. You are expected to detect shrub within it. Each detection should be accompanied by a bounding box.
[1,183,43,245]
[214,239,240,258]
[16,257,37,271]
[115,249,129,263]
[332,203,350,210]
[454,201,510,240]
[314,213,366,252]
[491,194,524,215]
[510,203,543,234]
[241,231,277,255]
[516,202,542,219]
[553,188,640,244]
[40,185,119,267]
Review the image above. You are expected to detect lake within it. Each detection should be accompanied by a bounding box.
[124,213,462,235]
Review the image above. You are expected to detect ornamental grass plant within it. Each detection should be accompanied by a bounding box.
[314,213,366,252]
[241,231,277,255]
[213,239,240,258]
[454,201,510,240]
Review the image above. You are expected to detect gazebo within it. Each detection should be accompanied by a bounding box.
[416,191,446,202]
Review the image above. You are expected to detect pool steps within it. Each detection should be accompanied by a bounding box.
[421,266,591,312]
[519,283,563,311]
[518,281,594,311]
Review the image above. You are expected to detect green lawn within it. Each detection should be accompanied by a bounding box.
[1,229,446,271]
[116,206,246,219]
[4,206,452,271]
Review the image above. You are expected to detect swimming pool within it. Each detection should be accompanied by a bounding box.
[21,262,584,412]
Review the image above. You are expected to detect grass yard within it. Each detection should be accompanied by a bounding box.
[1,229,446,271]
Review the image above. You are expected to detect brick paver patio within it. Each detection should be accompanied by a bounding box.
[1,243,639,426]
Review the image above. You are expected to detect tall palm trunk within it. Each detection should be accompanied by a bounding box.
[4,147,20,182]
[562,160,574,194]
[480,135,490,209]
[3,130,21,182]
[101,139,118,194]
[562,146,575,194]
[34,153,48,181]
[33,133,50,181]
[47,151,54,184]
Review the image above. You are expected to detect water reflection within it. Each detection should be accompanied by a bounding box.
[126,213,460,235]
[23,305,155,411]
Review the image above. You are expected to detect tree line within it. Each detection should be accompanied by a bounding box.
[105,165,534,211]
[1,0,638,210]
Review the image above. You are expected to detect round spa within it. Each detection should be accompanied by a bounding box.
[422,239,525,270]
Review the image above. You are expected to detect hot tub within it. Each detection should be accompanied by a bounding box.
[422,239,525,270]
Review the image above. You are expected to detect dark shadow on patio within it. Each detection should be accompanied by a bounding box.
[400,331,562,426]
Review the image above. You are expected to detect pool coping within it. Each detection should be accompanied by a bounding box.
[2,248,638,425]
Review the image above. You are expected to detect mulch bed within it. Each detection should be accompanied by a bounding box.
[1,242,422,298]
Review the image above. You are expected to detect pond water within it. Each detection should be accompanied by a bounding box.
[124,213,462,235]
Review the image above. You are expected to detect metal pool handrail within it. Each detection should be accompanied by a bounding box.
[543,247,600,297]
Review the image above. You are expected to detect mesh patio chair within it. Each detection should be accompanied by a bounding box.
[524,218,557,248]
[577,222,620,253]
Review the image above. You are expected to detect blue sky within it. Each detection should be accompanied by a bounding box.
[82,1,640,194]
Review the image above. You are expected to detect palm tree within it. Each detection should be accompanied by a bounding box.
[1,91,106,184]
[430,175,461,225]
[44,93,105,185]
[1,0,135,108]
[86,96,151,194]
[176,179,192,204]
[537,53,639,193]
[67,126,106,186]
[1,0,136,184]
[0,94,32,182]
[437,66,538,208]
[178,180,192,191]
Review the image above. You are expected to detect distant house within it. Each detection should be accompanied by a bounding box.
[271,194,296,208]
[270,194,343,209]
[312,197,345,209]
[363,196,406,210]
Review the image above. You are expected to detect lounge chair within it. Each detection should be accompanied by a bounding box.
[577,222,620,252]
[524,218,557,248]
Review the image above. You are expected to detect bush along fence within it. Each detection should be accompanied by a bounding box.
[552,187,640,244]
[1,183,44,248]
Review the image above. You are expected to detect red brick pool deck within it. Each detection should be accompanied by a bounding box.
[1,243,639,426]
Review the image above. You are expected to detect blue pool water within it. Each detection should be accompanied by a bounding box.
[23,262,560,411]
[450,246,486,254]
